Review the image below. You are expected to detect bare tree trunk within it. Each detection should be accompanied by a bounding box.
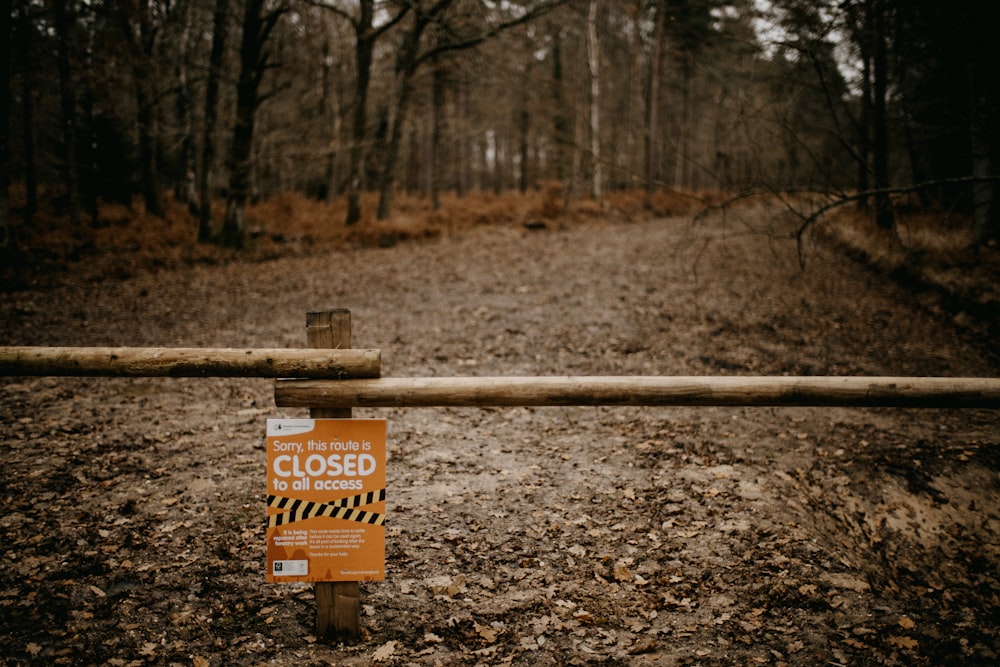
[856,11,872,210]
[376,72,415,220]
[551,27,571,183]
[345,0,374,225]
[456,78,470,197]
[492,129,504,195]
[135,76,164,217]
[221,0,284,248]
[518,65,531,194]
[174,6,198,215]
[431,60,446,209]
[199,0,229,241]
[54,0,82,226]
[645,0,665,193]
[870,0,893,229]
[17,3,37,224]
[376,3,445,221]
[970,82,995,243]
[0,0,9,248]
[321,31,342,204]
[627,0,642,187]
[587,0,601,200]
[117,0,164,218]
[673,61,691,190]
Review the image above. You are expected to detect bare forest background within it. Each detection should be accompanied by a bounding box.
[0,0,998,275]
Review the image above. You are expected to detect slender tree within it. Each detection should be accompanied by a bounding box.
[644,0,666,192]
[220,0,286,248]
[199,0,230,241]
[53,0,82,225]
[868,0,893,229]
[0,0,10,248]
[174,0,198,215]
[116,0,165,218]
[15,1,38,223]
[586,0,601,199]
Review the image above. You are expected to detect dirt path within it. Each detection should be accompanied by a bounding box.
[2,211,998,666]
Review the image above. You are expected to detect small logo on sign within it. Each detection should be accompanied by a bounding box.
[272,560,309,576]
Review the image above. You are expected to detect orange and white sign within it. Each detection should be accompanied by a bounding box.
[266,418,386,583]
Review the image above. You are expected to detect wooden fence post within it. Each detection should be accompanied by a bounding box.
[306,309,362,641]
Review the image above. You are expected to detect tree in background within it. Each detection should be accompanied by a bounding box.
[198,0,230,242]
[1,0,996,247]
[52,0,82,226]
[889,0,998,242]
[313,0,410,226]
[1,0,10,248]
[767,0,998,240]
[115,0,165,219]
[219,0,286,248]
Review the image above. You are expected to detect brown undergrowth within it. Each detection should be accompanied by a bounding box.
[813,205,1000,346]
[0,185,710,290]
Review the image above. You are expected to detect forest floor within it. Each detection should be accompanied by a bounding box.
[1,201,999,666]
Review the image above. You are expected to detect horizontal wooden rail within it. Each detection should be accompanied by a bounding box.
[0,346,381,378]
[275,376,1000,409]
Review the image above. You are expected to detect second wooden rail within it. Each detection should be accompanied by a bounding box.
[274,375,1000,409]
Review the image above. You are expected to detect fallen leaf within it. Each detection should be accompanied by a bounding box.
[423,632,444,644]
[192,657,210,667]
[628,639,658,655]
[888,636,918,650]
[25,643,41,657]
[898,616,916,630]
[89,585,106,598]
[475,622,499,643]
[372,640,396,662]
[427,574,467,597]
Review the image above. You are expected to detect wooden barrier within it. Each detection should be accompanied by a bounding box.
[0,346,380,378]
[274,375,1000,409]
[305,310,364,642]
[4,323,999,645]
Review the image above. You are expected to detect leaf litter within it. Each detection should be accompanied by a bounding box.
[1,209,999,665]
